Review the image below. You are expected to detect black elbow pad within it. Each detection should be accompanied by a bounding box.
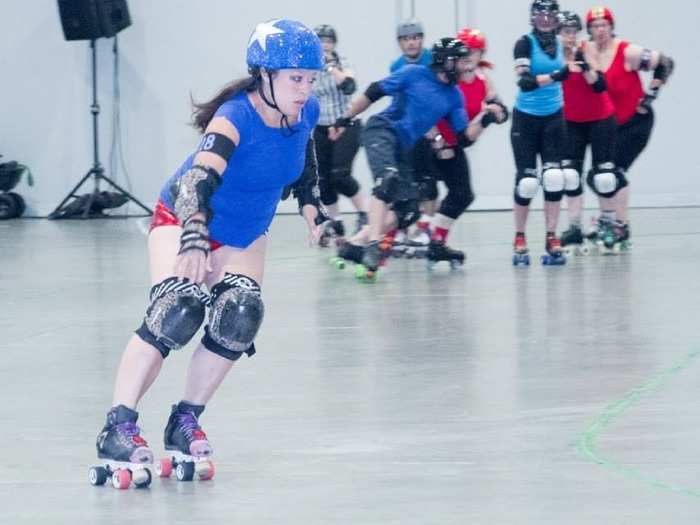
[517,73,538,92]
[654,55,674,82]
[339,77,356,95]
[364,82,386,102]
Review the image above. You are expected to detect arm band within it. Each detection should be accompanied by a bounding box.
[339,77,357,95]
[364,82,386,103]
[196,132,236,162]
[639,48,653,71]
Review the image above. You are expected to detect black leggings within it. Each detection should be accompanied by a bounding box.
[427,149,475,220]
[615,109,654,172]
[564,115,617,197]
[510,108,566,203]
[314,122,362,206]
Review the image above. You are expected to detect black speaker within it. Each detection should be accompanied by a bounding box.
[58,0,131,41]
[96,0,131,38]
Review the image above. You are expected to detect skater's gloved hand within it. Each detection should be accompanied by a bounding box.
[174,215,213,284]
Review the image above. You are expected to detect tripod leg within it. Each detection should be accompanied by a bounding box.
[48,169,95,219]
[97,174,153,215]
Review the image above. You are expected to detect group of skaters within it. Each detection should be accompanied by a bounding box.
[89,5,673,490]
[314,0,673,273]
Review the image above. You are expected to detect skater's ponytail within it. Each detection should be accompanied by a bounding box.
[191,77,257,133]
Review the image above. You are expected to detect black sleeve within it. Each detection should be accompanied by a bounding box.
[288,138,322,212]
[513,36,532,61]
[364,81,386,102]
[591,72,607,93]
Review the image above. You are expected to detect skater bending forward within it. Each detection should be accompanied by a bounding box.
[91,19,326,487]
[332,38,505,277]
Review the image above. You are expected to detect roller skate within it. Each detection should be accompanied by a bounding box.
[619,222,632,251]
[512,233,530,266]
[592,217,625,255]
[330,241,364,270]
[426,240,465,271]
[560,224,590,256]
[156,402,215,482]
[355,240,381,282]
[405,229,430,259]
[90,405,154,489]
[541,234,566,265]
[355,211,368,233]
[318,219,345,248]
[390,229,407,258]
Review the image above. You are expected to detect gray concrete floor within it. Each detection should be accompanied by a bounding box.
[1,207,699,524]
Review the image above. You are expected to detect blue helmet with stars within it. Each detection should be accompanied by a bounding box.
[246,19,323,71]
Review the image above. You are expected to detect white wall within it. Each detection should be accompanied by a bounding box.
[2,0,698,217]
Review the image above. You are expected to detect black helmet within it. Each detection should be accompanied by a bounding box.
[430,38,469,84]
[531,0,559,23]
[314,24,337,43]
[558,10,582,31]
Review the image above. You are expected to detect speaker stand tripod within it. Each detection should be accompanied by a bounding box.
[49,39,152,220]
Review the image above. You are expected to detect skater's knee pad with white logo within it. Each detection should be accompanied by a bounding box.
[202,273,263,361]
[136,277,208,358]
[562,168,580,192]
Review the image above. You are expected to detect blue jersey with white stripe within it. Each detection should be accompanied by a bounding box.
[160,92,320,248]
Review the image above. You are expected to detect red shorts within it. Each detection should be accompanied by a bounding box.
[150,200,222,251]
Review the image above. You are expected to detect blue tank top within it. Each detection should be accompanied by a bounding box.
[160,92,320,248]
[515,33,564,116]
[378,65,467,150]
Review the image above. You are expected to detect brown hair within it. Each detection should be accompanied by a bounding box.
[191,76,257,133]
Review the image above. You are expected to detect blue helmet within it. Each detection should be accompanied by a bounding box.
[246,19,323,71]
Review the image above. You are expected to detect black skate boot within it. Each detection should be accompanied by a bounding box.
[358,240,381,281]
[560,225,589,255]
[319,219,345,247]
[426,240,465,270]
[156,402,215,482]
[90,405,154,489]
[331,242,365,270]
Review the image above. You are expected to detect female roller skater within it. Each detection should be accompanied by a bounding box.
[584,5,674,245]
[556,11,620,254]
[425,27,509,267]
[510,0,569,266]
[90,20,327,489]
[312,24,367,246]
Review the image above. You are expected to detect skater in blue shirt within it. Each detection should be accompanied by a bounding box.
[90,19,327,488]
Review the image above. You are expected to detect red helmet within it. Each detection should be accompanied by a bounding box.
[586,6,614,27]
[457,28,487,51]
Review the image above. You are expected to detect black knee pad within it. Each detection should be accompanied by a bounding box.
[202,273,263,362]
[319,176,338,206]
[372,168,402,203]
[440,189,474,219]
[393,198,421,229]
[418,176,438,201]
[135,277,208,358]
[616,167,629,190]
[331,168,360,198]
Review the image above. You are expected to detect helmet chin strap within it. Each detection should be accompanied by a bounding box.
[256,70,296,135]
